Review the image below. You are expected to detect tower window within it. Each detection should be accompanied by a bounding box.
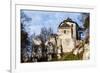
[64,30,66,34]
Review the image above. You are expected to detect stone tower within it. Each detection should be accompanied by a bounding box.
[57,18,77,53]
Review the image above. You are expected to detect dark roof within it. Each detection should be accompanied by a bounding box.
[58,18,79,28]
[58,22,71,28]
[65,17,74,22]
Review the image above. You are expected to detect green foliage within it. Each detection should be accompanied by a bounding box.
[51,52,83,61]
[62,53,80,60]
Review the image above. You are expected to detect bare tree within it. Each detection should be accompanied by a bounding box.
[40,27,53,42]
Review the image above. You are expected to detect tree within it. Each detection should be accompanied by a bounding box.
[78,13,89,28]
[40,27,48,42]
[40,27,53,42]
[21,11,32,62]
[21,11,32,23]
[84,16,89,29]
[47,27,53,36]
[21,22,30,62]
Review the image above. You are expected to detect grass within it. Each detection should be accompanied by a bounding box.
[51,52,83,61]
[62,53,80,60]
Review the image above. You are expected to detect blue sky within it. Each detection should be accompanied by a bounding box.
[21,10,89,36]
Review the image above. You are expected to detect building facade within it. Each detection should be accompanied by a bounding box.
[56,18,76,53]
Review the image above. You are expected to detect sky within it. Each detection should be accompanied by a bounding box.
[21,10,89,36]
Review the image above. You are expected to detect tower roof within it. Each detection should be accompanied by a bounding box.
[58,17,79,28]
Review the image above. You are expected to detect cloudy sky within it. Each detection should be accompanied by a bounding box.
[21,10,89,36]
